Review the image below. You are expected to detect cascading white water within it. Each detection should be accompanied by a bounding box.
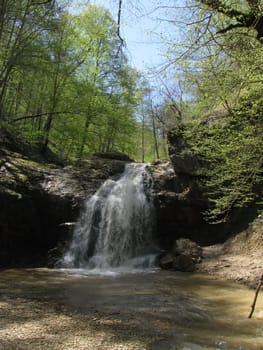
[62,163,156,272]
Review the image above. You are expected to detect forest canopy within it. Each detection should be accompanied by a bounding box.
[0,0,159,160]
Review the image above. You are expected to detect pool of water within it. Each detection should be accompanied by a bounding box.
[0,268,262,349]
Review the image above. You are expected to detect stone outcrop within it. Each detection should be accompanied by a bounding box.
[92,151,134,162]
[150,159,210,249]
[167,128,201,176]
[0,143,130,266]
[150,126,233,259]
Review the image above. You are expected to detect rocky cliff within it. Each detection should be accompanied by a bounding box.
[0,133,130,266]
[0,128,260,271]
[150,127,261,250]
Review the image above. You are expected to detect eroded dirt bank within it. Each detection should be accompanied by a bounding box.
[197,217,263,287]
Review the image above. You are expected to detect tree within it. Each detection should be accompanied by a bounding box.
[0,2,144,160]
[184,93,263,222]
[40,12,85,154]
[0,0,59,120]
[149,0,263,221]
[64,5,140,159]
[199,0,263,41]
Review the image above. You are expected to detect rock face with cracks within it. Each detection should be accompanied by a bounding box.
[0,143,130,266]
[150,159,213,248]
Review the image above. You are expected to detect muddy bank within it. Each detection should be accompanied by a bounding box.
[198,245,263,288]
[197,218,263,287]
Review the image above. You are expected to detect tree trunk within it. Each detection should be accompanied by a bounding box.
[78,115,91,159]
[141,113,145,163]
[151,101,160,159]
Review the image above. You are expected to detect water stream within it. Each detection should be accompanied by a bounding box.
[0,269,262,349]
[61,163,157,273]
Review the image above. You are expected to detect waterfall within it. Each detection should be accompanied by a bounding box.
[62,163,157,272]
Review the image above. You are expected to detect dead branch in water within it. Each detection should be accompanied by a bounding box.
[248,274,263,318]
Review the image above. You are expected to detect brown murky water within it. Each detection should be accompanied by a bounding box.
[0,268,262,349]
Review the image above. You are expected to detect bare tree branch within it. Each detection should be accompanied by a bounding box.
[9,111,84,123]
[117,0,125,46]
[30,0,54,5]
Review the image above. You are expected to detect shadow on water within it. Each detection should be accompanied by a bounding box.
[0,268,263,349]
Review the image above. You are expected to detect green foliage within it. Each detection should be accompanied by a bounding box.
[157,0,263,222]
[183,90,263,223]
[0,1,149,160]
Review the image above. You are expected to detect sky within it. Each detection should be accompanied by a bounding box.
[72,0,174,74]
[69,0,189,101]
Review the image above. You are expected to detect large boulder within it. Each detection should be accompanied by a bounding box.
[159,238,203,272]
[173,238,203,263]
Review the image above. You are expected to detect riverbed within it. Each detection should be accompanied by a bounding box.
[0,269,262,349]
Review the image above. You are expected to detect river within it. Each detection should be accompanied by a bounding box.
[0,268,262,349]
